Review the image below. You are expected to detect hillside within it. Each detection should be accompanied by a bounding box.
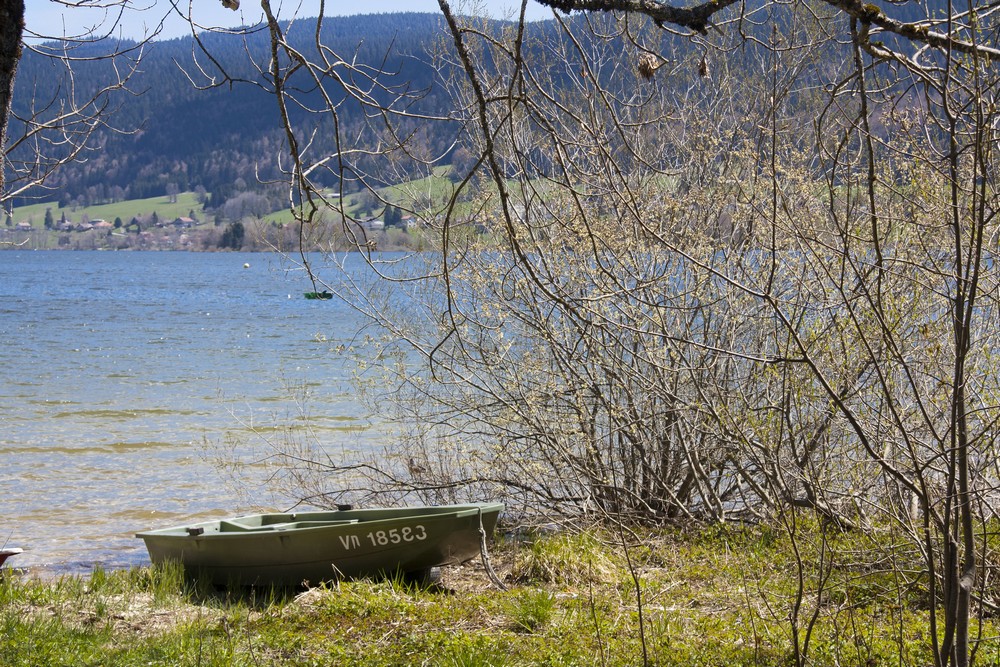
[7,13,454,212]
[0,167,465,252]
[4,3,944,220]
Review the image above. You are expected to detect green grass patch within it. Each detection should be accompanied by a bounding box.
[10,192,206,227]
[0,524,995,665]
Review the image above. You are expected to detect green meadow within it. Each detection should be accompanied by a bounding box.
[0,524,973,666]
[9,193,206,227]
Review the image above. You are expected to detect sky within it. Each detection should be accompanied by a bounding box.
[25,1,553,42]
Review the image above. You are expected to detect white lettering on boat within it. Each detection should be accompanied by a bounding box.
[356,524,428,549]
[335,525,429,551]
[338,534,361,550]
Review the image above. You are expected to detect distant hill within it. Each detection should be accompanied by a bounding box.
[6,3,952,215]
[8,13,454,211]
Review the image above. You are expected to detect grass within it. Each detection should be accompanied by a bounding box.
[9,193,206,227]
[2,172,464,252]
[6,167,469,228]
[0,524,992,666]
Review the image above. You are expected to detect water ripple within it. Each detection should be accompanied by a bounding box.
[0,251,381,576]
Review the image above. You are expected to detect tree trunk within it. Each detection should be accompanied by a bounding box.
[0,0,25,200]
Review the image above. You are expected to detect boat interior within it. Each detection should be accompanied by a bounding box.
[217,519,360,533]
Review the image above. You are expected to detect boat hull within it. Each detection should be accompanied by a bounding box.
[137,503,502,587]
[0,548,22,567]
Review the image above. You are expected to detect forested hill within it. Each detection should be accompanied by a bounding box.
[7,3,937,212]
[8,13,452,209]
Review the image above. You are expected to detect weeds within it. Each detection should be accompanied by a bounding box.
[507,589,556,633]
[444,636,513,667]
[0,525,997,665]
[509,530,618,586]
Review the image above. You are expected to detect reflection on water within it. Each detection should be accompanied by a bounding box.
[0,251,379,575]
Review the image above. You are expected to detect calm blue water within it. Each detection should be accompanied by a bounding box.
[0,251,379,575]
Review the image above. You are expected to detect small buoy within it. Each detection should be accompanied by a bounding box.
[243,263,250,269]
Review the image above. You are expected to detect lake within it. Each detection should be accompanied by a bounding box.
[0,250,380,575]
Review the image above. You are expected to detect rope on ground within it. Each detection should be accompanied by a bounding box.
[478,508,507,591]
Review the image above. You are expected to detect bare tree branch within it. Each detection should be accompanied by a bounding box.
[537,0,1000,59]
[537,0,741,34]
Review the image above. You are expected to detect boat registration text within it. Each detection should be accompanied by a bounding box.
[338,525,428,550]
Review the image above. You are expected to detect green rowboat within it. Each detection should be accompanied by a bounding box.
[136,503,503,587]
